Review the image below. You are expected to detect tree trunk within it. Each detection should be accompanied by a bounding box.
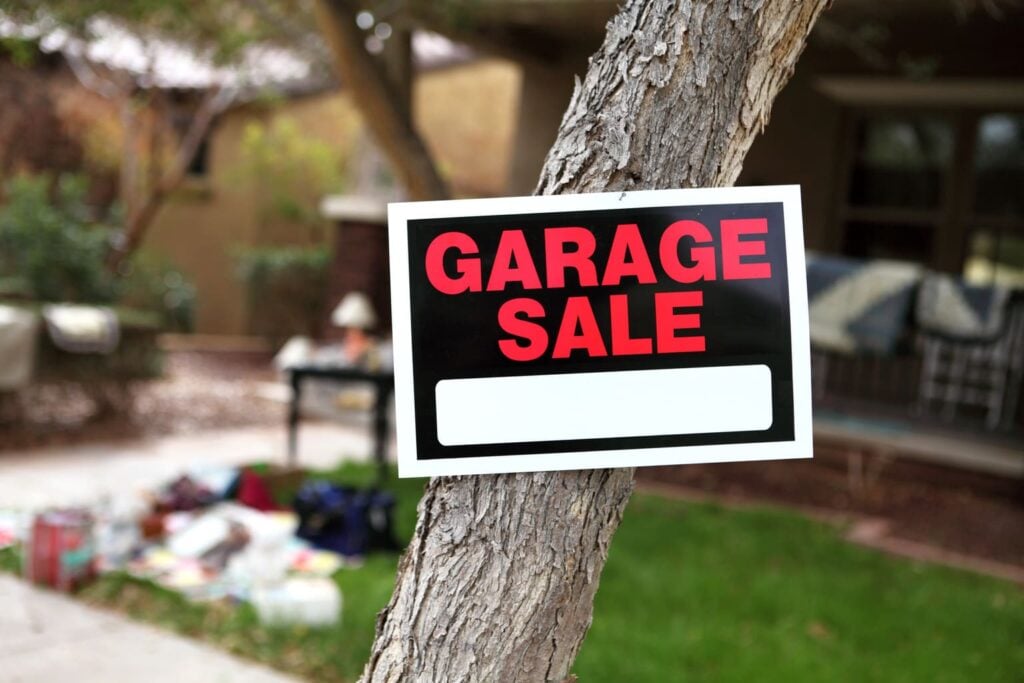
[361,1,828,681]
[119,97,140,224]
[107,86,234,270]
[314,0,450,201]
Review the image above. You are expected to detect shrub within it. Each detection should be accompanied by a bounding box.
[118,253,197,332]
[0,172,195,330]
[0,173,117,303]
[235,245,331,343]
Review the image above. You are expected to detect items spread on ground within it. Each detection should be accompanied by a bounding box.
[2,464,401,627]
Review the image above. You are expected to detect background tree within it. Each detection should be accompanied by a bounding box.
[313,0,449,201]
[335,0,831,680]
[1,0,329,267]
[6,0,1008,266]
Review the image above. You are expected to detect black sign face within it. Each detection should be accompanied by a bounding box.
[389,187,812,477]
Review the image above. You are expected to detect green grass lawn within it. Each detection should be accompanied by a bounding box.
[3,463,1021,681]
[576,494,1023,682]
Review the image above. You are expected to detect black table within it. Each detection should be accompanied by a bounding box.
[286,364,395,484]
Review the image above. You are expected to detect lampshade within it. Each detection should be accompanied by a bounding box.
[331,291,377,330]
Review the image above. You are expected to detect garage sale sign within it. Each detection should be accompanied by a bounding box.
[388,185,812,478]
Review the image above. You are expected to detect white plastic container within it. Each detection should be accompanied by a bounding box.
[251,577,341,627]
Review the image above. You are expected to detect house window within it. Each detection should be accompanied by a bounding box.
[963,114,1024,285]
[973,114,1024,216]
[840,114,954,264]
[186,136,210,178]
[964,231,1024,285]
[837,110,1024,280]
[170,102,212,180]
[848,116,953,210]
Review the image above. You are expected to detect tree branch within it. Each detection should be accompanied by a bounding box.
[120,97,140,224]
[63,51,126,100]
[107,85,236,269]
[147,90,166,199]
[313,0,449,201]
[63,47,237,268]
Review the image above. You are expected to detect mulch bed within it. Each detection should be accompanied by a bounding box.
[639,443,1024,568]
[0,350,283,452]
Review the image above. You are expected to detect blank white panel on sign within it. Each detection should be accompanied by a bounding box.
[435,365,773,446]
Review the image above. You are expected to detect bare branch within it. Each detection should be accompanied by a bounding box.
[120,97,140,223]
[314,0,449,201]
[166,85,236,183]
[108,84,237,269]
[147,89,166,199]
[63,52,124,100]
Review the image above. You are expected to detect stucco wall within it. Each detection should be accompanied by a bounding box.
[145,111,260,336]
[416,59,521,197]
[146,58,520,335]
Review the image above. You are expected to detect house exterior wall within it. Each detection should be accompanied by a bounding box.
[505,59,584,195]
[742,5,1024,267]
[417,59,521,197]
[500,5,1024,270]
[736,67,843,253]
[144,110,263,336]
[146,58,520,335]
[10,7,1021,336]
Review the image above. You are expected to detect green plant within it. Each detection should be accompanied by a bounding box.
[119,253,197,332]
[238,116,349,237]
[0,173,118,303]
[235,245,331,342]
[0,172,195,330]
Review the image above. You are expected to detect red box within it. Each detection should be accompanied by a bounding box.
[25,510,96,591]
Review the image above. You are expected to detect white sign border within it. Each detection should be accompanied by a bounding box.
[388,185,812,478]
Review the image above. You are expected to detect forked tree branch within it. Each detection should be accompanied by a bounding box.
[313,0,449,201]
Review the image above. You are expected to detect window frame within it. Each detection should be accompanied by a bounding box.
[832,105,1024,277]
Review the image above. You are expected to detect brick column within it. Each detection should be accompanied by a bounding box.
[320,196,391,338]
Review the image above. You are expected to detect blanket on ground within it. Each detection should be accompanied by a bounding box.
[806,253,922,355]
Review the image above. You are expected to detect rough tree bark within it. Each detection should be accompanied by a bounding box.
[361,1,829,681]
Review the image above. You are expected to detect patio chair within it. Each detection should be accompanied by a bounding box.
[916,284,1024,431]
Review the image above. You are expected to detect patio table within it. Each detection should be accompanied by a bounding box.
[286,364,395,484]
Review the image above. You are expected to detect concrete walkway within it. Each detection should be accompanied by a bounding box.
[0,421,388,510]
[0,421,391,682]
[0,574,302,683]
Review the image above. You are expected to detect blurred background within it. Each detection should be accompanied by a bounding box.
[0,1,1021,682]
